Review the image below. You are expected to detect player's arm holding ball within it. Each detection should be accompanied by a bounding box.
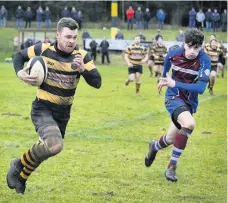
[13,43,44,85]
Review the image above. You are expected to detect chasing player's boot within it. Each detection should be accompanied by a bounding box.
[165,165,178,182]
[6,158,23,189]
[145,141,157,167]
[7,157,26,194]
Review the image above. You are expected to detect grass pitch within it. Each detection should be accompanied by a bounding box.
[0,60,227,203]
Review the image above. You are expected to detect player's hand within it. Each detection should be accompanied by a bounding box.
[154,55,159,59]
[157,73,176,93]
[157,78,167,94]
[127,62,133,67]
[17,68,39,85]
[73,54,85,73]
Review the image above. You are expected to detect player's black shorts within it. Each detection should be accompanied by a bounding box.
[172,105,193,130]
[218,56,226,65]
[128,65,143,74]
[31,99,70,138]
[154,62,164,66]
[211,65,217,72]
[148,55,154,61]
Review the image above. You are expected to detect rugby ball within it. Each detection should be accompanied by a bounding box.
[26,56,48,86]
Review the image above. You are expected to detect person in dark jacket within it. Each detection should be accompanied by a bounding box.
[61,6,70,18]
[76,10,83,30]
[71,7,77,21]
[100,37,110,64]
[188,7,196,28]
[44,6,51,29]
[24,7,33,28]
[36,6,44,30]
[135,7,143,30]
[144,8,151,30]
[115,29,124,40]
[89,39,98,62]
[0,5,8,27]
[15,5,24,29]
[205,8,212,32]
[221,9,227,32]
[211,9,220,32]
[82,29,91,50]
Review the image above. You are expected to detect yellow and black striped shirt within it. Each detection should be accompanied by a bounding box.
[21,42,96,107]
[204,43,222,66]
[151,44,167,64]
[125,44,147,65]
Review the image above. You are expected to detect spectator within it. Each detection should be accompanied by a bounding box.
[221,9,227,32]
[126,5,134,30]
[24,7,33,28]
[155,29,163,41]
[0,5,8,27]
[61,6,70,18]
[36,6,44,30]
[15,5,24,29]
[205,8,212,32]
[196,9,205,31]
[82,29,91,50]
[176,30,184,42]
[115,29,124,40]
[135,7,143,30]
[44,6,51,29]
[212,9,220,32]
[76,10,83,30]
[89,39,98,62]
[100,37,110,64]
[71,7,78,21]
[156,9,165,30]
[138,31,146,41]
[144,8,151,30]
[189,7,197,28]
[23,38,34,48]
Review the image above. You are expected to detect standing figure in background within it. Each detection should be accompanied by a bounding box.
[0,5,8,27]
[15,5,24,29]
[100,37,110,64]
[90,39,98,62]
[126,5,134,30]
[24,7,33,28]
[188,7,196,28]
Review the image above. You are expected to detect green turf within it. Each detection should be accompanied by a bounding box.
[0,59,226,202]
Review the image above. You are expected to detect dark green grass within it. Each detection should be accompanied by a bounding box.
[0,61,227,203]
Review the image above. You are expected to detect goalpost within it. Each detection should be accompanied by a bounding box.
[17,29,57,50]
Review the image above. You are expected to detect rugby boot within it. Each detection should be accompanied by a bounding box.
[6,158,23,189]
[15,180,26,194]
[165,165,178,182]
[145,141,157,167]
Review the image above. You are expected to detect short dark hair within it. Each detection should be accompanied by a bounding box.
[184,28,204,47]
[57,17,78,32]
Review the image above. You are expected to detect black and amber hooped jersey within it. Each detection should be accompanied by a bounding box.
[125,44,147,65]
[204,43,222,66]
[151,44,167,64]
[21,42,95,106]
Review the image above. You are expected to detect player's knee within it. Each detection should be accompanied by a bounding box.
[129,75,135,81]
[39,125,63,156]
[210,71,216,77]
[48,141,63,156]
[182,119,195,130]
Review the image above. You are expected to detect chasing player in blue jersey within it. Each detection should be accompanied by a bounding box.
[144,28,211,182]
